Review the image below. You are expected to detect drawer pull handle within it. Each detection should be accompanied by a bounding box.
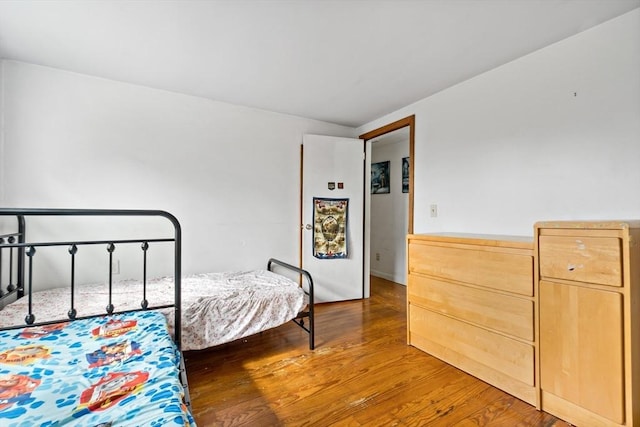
[567,264,583,272]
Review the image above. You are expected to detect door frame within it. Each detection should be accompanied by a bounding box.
[360,115,415,234]
[360,115,415,287]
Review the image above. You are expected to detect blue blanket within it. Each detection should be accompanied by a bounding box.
[0,311,195,426]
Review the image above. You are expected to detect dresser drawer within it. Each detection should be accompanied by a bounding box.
[408,275,533,341]
[539,236,622,287]
[408,242,533,296]
[409,304,534,386]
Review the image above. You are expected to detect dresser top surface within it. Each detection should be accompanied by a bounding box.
[535,220,640,230]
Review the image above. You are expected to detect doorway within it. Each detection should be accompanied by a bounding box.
[360,115,415,286]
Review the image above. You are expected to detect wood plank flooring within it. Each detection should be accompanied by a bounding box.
[184,277,569,426]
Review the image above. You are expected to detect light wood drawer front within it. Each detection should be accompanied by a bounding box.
[409,304,534,386]
[408,275,533,341]
[538,236,622,287]
[408,243,533,296]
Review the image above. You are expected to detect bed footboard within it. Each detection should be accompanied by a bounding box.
[267,258,315,350]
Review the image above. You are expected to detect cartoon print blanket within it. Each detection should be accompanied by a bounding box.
[0,311,195,426]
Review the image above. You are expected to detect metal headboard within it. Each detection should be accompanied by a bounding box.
[0,208,183,349]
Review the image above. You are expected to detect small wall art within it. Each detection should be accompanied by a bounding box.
[402,157,410,193]
[371,161,390,194]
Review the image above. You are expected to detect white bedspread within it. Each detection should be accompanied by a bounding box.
[0,270,305,351]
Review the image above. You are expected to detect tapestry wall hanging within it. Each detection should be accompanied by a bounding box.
[313,197,348,259]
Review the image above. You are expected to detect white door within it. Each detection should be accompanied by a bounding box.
[302,134,368,302]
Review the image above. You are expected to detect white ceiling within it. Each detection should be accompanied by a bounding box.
[0,0,638,128]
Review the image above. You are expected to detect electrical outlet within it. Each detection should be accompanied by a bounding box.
[375,253,380,261]
[112,259,120,275]
[430,204,438,218]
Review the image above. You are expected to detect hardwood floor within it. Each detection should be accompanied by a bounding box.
[184,277,569,426]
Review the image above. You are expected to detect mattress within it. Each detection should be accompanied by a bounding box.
[0,270,306,351]
[0,311,195,426]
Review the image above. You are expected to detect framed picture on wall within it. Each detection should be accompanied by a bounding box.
[402,157,409,193]
[371,161,390,194]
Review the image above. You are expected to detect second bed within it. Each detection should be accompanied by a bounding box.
[0,264,314,351]
[0,210,315,353]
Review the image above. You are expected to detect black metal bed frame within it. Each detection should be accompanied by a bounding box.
[0,208,191,407]
[0,210,315,352]
[267,257,315,350]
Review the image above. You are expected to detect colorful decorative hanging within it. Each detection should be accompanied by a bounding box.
[313,197,348,259]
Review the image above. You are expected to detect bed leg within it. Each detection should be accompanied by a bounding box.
[309,315,315,350]
[179,352,192,409]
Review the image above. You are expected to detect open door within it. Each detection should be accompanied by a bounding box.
[301,134,367,302]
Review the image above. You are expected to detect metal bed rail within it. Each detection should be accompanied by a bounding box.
[267,257,315,350]
[0,215,25,302]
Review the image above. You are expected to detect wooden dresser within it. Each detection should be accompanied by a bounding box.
[535,221,639,427]
[406,233,538,407]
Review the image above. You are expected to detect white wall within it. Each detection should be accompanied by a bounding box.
[358,9,640,237]
[370,141,409,284]
[0,60,355,284]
